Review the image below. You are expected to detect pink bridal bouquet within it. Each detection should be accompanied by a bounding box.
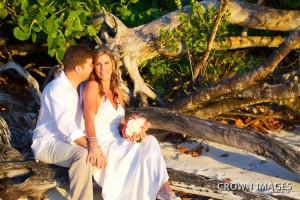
[122,115,151,143]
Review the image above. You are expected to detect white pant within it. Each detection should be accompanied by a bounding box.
[36,141,93,200]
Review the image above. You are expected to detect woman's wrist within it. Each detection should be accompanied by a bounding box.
[87,136,98,142]
[87,145,100,150]
[88,140,98,148]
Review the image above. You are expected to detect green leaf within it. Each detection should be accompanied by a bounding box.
[0,7,8,19]
[37,0,50,6]
[67,38,77,45]
[31,25,42,32]
[43,19,58,33]
[35,13,46,24]
[57,33,66,47]
[150,66,155,75]
[73,18,83,31]
[39,6,51,16]
[65,26,73,36]
[78,13,87,24]
[18,16,28,26]
[13,26,31,41]
[20,0,28,10]
[56,46,66,61]
[32,31,37,42]
[47,34,54,49]
[48,48,56,57]
[156,66,165,75]
[87,25,98,36]
[121,9,132,17]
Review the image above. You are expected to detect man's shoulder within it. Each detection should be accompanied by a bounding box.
[43,73,68,94]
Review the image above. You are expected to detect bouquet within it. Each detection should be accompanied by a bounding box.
[121,115,151,143]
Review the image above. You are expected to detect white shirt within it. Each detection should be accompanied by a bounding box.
[31,71,85,159]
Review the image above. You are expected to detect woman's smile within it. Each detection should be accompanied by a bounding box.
[95,54,113,80]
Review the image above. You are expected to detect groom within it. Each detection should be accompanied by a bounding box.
[31,44,94,199]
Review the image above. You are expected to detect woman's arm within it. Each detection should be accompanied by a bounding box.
[83,80,107,168]
[83,80,99,144]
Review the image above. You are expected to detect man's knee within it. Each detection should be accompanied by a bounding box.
[72,147,89,165]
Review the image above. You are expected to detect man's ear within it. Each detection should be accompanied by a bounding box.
[74,65,81,74]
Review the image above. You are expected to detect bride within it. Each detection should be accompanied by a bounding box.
[82,46,180,200]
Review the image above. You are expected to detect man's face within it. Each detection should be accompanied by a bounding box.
[80,57,94,80]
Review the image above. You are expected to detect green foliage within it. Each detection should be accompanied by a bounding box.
[1,0,102,62]
[100,0,172,27]
[140,57,192,100]
[158,1,232,55]
[151,0,250,99]
[0,0,179,62]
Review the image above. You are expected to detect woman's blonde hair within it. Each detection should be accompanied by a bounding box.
[89,46,120,104]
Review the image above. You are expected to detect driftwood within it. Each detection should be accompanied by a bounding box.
[94,0,300,107]
[0,66,299,199]
[126,107,300,176]
[0,61,41,105]
[0,0,300,199]
[0,115,292,200]
[169,29,300,116]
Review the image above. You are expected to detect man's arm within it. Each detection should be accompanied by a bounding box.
[74,136,88,147]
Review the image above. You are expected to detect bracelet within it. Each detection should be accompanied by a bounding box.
[87,136,98,142]
[88,145,100,150]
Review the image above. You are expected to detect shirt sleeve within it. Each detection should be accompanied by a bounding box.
[46,84,85,144]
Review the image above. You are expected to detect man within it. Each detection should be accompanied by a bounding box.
[32,44,94,199]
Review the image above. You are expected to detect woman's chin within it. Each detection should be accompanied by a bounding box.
[100,76,111,81]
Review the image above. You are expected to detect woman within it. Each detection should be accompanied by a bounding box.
[83,46,180,200]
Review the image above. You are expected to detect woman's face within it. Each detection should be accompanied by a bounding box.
[94,53,113,81]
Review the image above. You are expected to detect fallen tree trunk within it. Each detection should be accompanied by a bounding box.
[0,113,296,199]
[169,29,300,111]
[0,158,281,200]
[126,107,300,176]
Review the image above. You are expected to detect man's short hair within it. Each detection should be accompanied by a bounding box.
[63,44,94,71]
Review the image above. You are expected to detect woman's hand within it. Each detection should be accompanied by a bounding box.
[86,143,108,169]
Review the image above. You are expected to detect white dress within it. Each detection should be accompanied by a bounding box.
[92,97,169,200]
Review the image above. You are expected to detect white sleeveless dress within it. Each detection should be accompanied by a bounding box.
[92,97,169,200]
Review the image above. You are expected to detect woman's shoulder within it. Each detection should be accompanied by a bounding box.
[85,80,99,89]
[83,80,100,95]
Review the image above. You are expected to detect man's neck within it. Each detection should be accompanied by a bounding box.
[65,72,81,90]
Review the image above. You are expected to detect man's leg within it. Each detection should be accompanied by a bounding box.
[37,141,93,200]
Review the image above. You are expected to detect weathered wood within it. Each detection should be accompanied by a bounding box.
[0,114,286,199]
[169,29,300,111]
[0,116,10,146]
[0,158,282,200]
[94,0,300,104]
[126,107,300,176]
[0,161,57,200]
[167,168,282,200]
[0,61,41,105]
[192,79,300,119]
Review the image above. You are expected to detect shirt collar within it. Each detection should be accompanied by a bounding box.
[59,70,78,96]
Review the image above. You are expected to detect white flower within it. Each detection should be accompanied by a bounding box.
[125,118,146,136]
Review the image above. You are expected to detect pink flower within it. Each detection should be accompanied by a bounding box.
[122,115,151,143]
